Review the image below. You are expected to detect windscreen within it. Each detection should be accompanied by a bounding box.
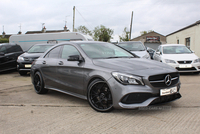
[118,42,145,51]
[163,46,192,54]
[28,45,53,53]
[79,42,134,59]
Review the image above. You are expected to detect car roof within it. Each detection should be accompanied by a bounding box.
[118,41,142,43]
[0,43,19,46]
[33,43,56,46]
[160,44,185,47]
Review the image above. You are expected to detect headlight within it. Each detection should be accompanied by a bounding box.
[194,58,200,63]
[165,59,176,63]
[112,72,144,85]
[17,56,24,61]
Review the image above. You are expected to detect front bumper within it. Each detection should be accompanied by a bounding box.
[17,62,32,72]
[166,62,200,72]
[107,77,181,109]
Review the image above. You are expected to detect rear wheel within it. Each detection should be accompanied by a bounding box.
[33,71,48,94]
[88,79,113,112]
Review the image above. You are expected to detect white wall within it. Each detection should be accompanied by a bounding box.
[167,24,200,57]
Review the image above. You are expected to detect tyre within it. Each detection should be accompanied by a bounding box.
[19,71,27,76]
[33,71,48,94]
[87,79,113,112]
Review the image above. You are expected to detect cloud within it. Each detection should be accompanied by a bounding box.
[0,0,200,41]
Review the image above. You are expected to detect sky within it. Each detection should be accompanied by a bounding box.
[0,0,200,41]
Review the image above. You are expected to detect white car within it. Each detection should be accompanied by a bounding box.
[153,44,200,73]
[118,41,150,59]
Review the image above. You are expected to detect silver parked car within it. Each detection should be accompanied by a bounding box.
[118,41,150,59]
[30,41,181,112]
[153,44,200,73]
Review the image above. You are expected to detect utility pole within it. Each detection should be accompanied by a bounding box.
[129,11,133,40]
[73,6,75,32]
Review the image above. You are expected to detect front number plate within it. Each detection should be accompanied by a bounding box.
[25,64,32,68]
[179,64,192,68]
[160,86,177,96]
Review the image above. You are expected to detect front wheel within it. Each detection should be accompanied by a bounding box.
[87,79,113,112]
[33,72,48,94]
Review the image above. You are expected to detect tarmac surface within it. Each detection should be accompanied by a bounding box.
[0,71,200,134]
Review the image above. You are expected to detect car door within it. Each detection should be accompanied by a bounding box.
[40,46,62,89]
[0,45,14,71]
[5,45,20,70]
[56,44,84,95]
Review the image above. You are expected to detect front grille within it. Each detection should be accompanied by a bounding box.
[176,67,197,71]
[121,93,153,104]
[149,72,179,88]
[150,93,181,105]
[177,61,192,64]
[24,57,39,61]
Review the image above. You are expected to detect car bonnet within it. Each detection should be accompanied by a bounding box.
[92,58,177,76]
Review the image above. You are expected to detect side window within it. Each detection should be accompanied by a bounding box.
[45,46,61,58]
[15,45,23,52]
[0,46,7,53]
[61,45,80,59]
[6,46,14,53]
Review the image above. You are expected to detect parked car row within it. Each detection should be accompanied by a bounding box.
[117,41,200,73]
[1,41,199,112]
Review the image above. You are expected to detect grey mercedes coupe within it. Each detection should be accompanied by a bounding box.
[30,41,181,112]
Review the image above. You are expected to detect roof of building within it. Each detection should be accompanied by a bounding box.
[166,20,200,36]
[131,31,166,40]
[25,29,70,34]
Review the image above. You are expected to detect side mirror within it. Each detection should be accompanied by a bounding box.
[156,51,161,55]
[0,52,5,56]
[68,55,84,62]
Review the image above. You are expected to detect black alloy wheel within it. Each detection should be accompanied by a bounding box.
[88,79,113,112]
[33,72,48,94]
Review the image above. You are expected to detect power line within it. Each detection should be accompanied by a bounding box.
[75,7,94,30]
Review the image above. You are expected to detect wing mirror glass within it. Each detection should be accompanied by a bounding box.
[68,55,84,62]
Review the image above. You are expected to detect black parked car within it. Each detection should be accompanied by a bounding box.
[0,43,23,73]
[17,43,55,75]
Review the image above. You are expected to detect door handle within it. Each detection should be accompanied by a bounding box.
[42,61,46,64]
[58,61,63,65]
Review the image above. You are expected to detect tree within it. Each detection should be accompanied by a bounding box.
[93,25,114,42]
[140,30,153,35]
[74,25,92,36]
[119,27,130,42]
[0,38,9,43]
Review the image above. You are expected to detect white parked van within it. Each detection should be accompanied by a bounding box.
[9,32,93,51]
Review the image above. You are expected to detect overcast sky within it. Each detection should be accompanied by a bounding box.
[0,0,200,41]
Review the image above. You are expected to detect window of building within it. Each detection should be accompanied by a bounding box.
[185,37,190,49]
[177,39,179,44]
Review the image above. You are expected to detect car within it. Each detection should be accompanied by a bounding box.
[153,44,200,73]
[146,47,155,59]
[118,41,150,59]
[30,41,181,112]
[0,43,23,73]
[17,43,55,75]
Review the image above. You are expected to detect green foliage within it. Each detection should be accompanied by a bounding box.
[0,38,9,43]
[93,25,114,42]
[74,25,92,36]
[140,30,153,35]
[119,27,130,42]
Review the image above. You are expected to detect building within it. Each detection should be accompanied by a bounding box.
[166,20,200,57]
[131,31,166,50]
[25,26,70,34]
